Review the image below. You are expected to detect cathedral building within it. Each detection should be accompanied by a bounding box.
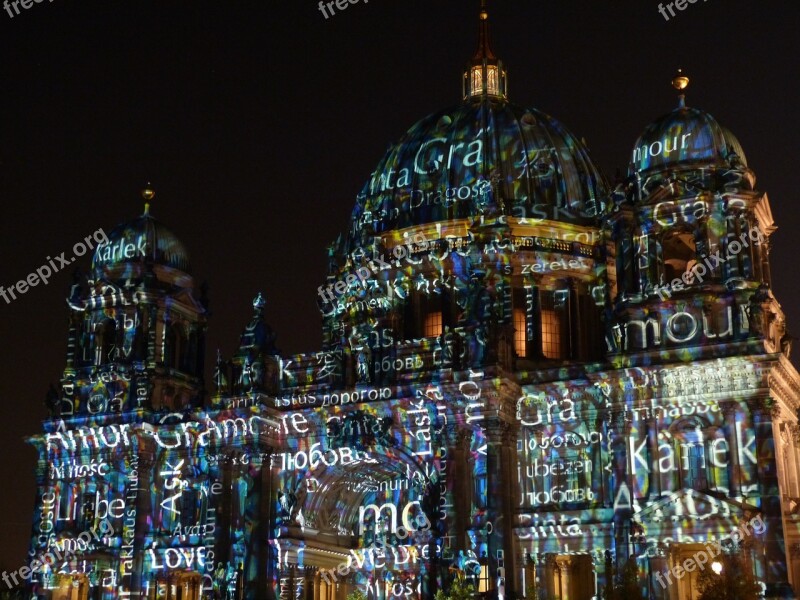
[25,4,800,600]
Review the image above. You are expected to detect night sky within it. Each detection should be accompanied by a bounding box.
[0,0,797,571]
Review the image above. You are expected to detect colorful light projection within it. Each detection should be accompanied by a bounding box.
[349,102,607,236]
[28,407,282,599]
[513,359,769,584]
[29,351,773,600]
[261,376,505,599]
[629,106,746,175]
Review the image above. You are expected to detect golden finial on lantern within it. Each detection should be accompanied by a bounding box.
[672,69,689,108]
[142,183,155,215]
[672,69,690,91]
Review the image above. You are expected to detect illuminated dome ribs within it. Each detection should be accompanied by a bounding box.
[629,105,750,179]
[92,214,191,276]
[349,100,608,247]
[323,97,610,364]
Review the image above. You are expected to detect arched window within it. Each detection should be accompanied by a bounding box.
[95,318,116,366]
[180,486,203,528]
[675,420,707,490]
[524,432,592,508]
[402,289,448,339]
[80,487,96,530]
[685,442,706,487]
[183,330,199,374]
[541,307,561,358]
[725,214,755,279]
[661,229,696,284]
[549,445,591,506]
[668,418,728,493]
[164,322,185,370]
[155,458,203,533]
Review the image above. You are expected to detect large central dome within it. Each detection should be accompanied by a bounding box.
[344,3,609,250]
[348,97,608,241]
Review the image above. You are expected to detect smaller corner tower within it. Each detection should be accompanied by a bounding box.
[56,187,209,420]
[604,71,782,361]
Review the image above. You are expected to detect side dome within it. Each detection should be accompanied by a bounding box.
[348,97,608,242]
[92,210,191,277]
[629,104,748,176]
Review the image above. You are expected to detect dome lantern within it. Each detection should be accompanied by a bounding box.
[463,0,507,100]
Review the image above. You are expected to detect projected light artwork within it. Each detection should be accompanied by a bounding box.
[23,7,800,600]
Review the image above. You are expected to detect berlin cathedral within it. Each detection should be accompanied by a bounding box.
[24,3,800,600]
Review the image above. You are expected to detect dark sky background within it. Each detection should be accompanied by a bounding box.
[0,0,797,570]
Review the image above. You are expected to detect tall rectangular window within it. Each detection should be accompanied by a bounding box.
[540,293,562,359]
[478,562,490,593]
[513,308,527,358]
[469,65,499,96]
[180,488,199,528]
[424,311,442,337]
[686,443,707,489]
[80,490,96,530]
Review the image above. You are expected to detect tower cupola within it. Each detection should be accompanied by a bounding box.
[54,188,209,419]
[463,0,507,100]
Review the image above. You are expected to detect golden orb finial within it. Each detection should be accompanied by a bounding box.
[142,183,155,215]
[672,69,690,91]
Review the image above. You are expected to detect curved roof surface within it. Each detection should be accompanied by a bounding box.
[92,212,191,275]
[348,97,608,240]
[629,105,747,176]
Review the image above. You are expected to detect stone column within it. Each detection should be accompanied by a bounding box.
[240,447,276,600]
[747,396,790,596]
[452,428,472,554]
[128,450,155,598]
[145,304,158,369]
[620,226,636,297]
[485,420,520,599]
[609,406,633,563]
[721,401,740,498]
[761,237,772,287]
[646,415,660,500]
[335,574,348,600]
[791,424,800,496]
[258,448,276,599]
[216,452,235,569]
[65,311,80,369]
[524,284,540,358]
[544,555,557,599]
[788,544,800,596]
[555,557,570,600]
[568,279,580,359]
[599,412,613,508]
[522,554,536,598]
